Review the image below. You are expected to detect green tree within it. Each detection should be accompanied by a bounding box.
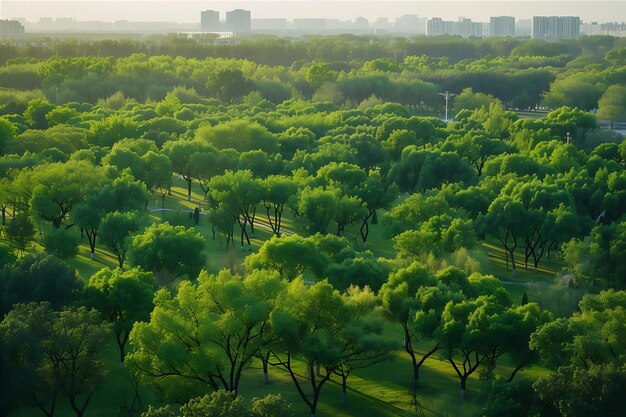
[452,88,494,114]
[85,267,155,364]
[142,151,173,209]
[0,253,82,316]
[0,303,110,417]
[268,279,348,417]
[206,68,252,103]
[73,175,148,260]
[298,186,339,235]
[88,115,139,147]
[531,290,626,368]
[333,286,394,404]
[24,99,54,129]
[99,211,145,269]
[435,295,503,399]
[0,117,15,155]
[4,212,35,255]
[534,363,626,417]
[482,378,541,417]
[244,234,326,280]
[127,223,206,284]
[128,270,284,399]
[163,140,208,201]
[542,74,603,111]
[29,160,103,229]
[43,227,80,259]
[209,170,263,249]
[180,391,247,417]
[597,84,626,129]
[379,264,445,392]
[457,133,513,176]
[261,175,298,237]
[355,171,399,247]
[0,302,52,417]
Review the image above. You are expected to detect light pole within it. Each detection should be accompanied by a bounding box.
[437,91,455,122]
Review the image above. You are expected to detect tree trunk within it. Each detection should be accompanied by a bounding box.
[265,204,276,235]
[33,390,57,417]
[460,377,467,400]
[68,392,92,417]
[117,329,129,366]
[507,363,524,382]
[262,351,270,385]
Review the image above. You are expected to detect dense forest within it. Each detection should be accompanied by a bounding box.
[1,34,626,417]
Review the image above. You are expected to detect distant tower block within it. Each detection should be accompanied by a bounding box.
[489,16,515,37]
[201,10,220,32]
[225,9,251,34]
[532,16,581,40]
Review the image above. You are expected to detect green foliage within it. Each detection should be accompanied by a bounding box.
[0,253,82,315]
[128,270,284,399]
[245,234,324,280]
[0,116,15,154]
[197,120,278,153]
[43,227,80,259]
[482,378,540,417]
[250,394,292,417]
[297,186,339,235]
[0,303,111,417]
[4,213,35,254]
[597,84,626,125]
[141,405,177,417]
[88,115,139,147]
[542,74,603,111]
[453,87,495,114]
[29,160,104,228]
[534,363,626,417]
[24,98,54,129]
[206,67,252,103]
[128,222,206,283]
[85,266,155,363]
[0,242,16,268]
[180,391,248,417]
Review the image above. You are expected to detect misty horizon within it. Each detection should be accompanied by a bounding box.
[2,1,625,23]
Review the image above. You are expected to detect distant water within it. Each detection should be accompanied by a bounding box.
[2,1,625,23]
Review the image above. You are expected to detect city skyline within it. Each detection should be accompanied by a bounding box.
[2,1,625,23]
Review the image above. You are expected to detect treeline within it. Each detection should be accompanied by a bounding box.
[1,35,625,111]
[2,35,617,66]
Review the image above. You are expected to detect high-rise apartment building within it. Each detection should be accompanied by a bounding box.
[532,16,581,39]
[580,21,626,37]
[200,10,220,32]
[0,20,25,38]
[427,17,482,37]
[489,16,515,37]
[395,15,427,34]
[225,9,251,34]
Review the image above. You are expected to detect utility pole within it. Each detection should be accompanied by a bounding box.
[437,91,455,122]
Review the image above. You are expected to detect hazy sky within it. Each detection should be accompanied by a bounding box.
[2,1,625,23]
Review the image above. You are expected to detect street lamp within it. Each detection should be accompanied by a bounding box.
[437,91,455,123]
